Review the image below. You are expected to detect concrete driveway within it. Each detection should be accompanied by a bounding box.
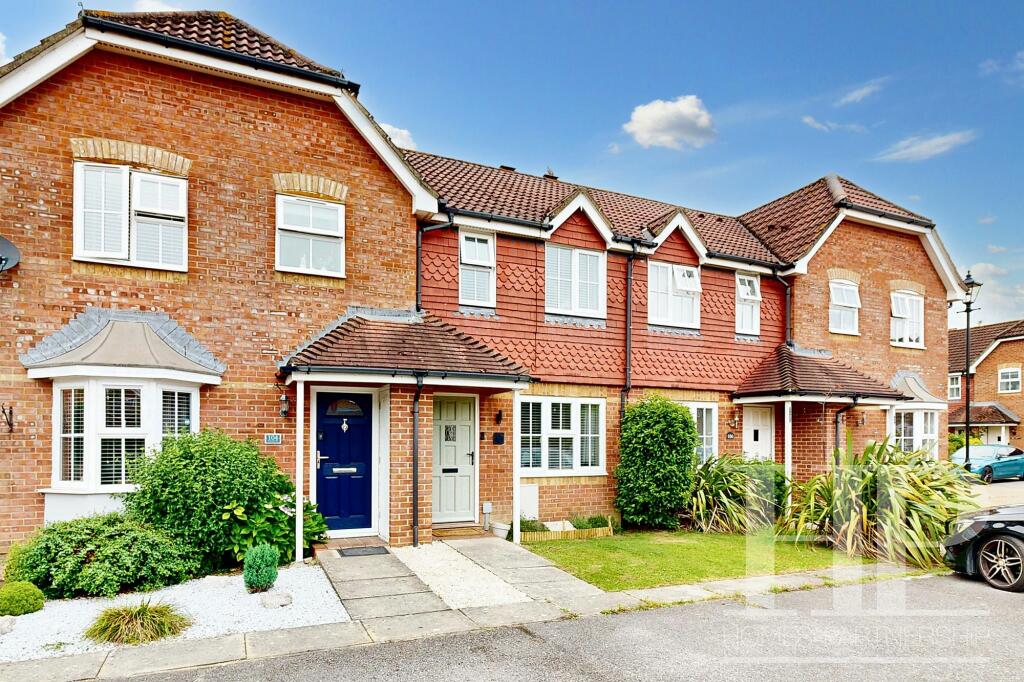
[973,479,1024,507]
[137,574,1018,681]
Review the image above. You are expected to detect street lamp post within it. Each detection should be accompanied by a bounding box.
[960,271,982,470]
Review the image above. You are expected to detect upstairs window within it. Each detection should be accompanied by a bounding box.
[73,162,188,271]
[999,367,1021,393]
[948,375,962,400]
[275,194,345,278]
[829,280,861,335]
[648,261,701,329]
[459,231,496,307]
[735,274,762,336]
[545,245,606,318]
[518,396,605,476]
[890,291,924,348]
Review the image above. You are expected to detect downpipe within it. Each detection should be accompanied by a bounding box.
[412,374,425,547]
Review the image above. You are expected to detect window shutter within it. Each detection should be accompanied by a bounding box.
[75,163,129,259]
[133,173,187,218]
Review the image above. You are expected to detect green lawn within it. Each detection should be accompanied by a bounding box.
[527,530,869,591]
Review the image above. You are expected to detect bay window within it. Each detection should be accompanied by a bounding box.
[275,194,345,278]
[890,291,924,348]
[735,274,761,336]
[459,231,496,307]
[829,280,861,335]
[518,396,605,475]
[648,261,701,329]
[545,244,606,318]
[893,409,939,457]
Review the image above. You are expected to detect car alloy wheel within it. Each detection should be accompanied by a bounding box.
[977,535,1024,591]
[981,467,994,484]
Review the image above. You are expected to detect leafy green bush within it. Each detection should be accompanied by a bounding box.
[3,541,29,583]
[778,441,979,567]
[569,514,620,532]
[6,514,197,599]
[506,518,547,540]
[243,544,279,592]
[686,455,773,533]
[615,396,698,529]
[85,601,190,644]
[948,431,982,454]
[125,431,326,571]
[736,458,790,515]
[0,581,45,616]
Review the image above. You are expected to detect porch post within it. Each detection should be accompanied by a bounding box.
[294,378,305,565]
[783,400,793,505]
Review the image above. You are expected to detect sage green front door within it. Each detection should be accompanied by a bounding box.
[432,397,476,523]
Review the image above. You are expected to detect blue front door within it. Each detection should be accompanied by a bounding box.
[316,392,373,531]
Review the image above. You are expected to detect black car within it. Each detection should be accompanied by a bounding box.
[944,505,1024,591]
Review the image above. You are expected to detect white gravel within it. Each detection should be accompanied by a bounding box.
[0,564,348,663]
[391,542,531,609]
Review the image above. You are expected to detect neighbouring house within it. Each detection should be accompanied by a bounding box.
[949,320,1024,446]
[0,9,964,552]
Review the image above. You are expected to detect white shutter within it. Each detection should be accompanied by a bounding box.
[133,172,187,218]
[576,251,601,312]
[74,163,129,259]
[545,246,573,311]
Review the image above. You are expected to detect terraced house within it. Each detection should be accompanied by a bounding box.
[0,9,964,552]
[949,320,1024,446]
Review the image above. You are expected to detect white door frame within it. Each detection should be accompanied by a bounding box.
[309,385,382,539]
[432,392,480,525]
[742,405,775,460]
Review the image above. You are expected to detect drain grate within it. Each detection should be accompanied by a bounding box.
[339,546,389,557]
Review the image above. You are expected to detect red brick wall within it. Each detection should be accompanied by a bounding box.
[0,50,416,548]
[388,386,433,547]
[962,339,1024,447]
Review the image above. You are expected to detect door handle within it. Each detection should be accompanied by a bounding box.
[468,451,475,465]
[317,451,330,470]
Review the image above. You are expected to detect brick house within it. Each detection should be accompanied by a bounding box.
[948,321,1024,446]
[0,10,964,552]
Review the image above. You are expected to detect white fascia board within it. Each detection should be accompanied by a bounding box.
[0,32,96,109]
[434,213,549,240]
[80,30,437,217]
[26,364,221,385]
[921,227,968,301]
[782,211,846,276]
[548,193,615,247]
[702,257,774,274]
[650,211,708,261]
[732,394,903,406]
[283,372,528,390]
[971,336,1024,373]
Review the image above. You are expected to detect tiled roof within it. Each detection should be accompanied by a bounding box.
[949,320,1024,373]
[82,9,342,77]
[734,343,908,399]
[680,208,777,263]
[949,402,1020,426]
[284,309,528,378]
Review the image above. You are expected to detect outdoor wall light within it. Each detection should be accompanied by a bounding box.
[279,393,290,418]
[495,409,503,425]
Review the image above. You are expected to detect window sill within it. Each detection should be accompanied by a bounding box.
[73,255,188,274]
[649,323,700,336]
[735,331,760,341]
[458,303,497,315]
[39,485,136,495]
[545,309,606,321]
[829,329,860,336]
[275,265,345,280]
[545,313,607,328]
[519,469,606,478]
[891,343,926,350]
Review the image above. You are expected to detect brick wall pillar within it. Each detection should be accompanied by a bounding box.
[389,385,433,546]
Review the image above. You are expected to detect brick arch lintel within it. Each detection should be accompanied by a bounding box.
[272,172,349,203]
[889,279,925,295]
[70,137,192,176]
[827,267,861,284]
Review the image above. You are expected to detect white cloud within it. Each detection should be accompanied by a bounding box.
[606,142,621,155]
[133,0,182,9]
[0,33,11,66]
[835,78,887,106]
[379,123,416,150]
[622,95,716,151]
[874,130,976,162]
[978,58,1001,76]
[907,194,922,202]
[950,262,1024,327]
[801,115,866,133]
[987,244,1007,253]
[978,215,997,225]
[978,51,1024,85]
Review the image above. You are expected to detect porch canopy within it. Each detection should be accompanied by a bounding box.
[733,343,910,476]
[279,307,530,555]
[949,402,1020,428]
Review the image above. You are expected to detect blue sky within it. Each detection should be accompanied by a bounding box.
[5,1,1023,326]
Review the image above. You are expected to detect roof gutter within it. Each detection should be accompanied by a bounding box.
[282,364,532,384]
[705,250,785,269]
[81,14,361,94]
[443,204,552,231]
[835,200,934,228]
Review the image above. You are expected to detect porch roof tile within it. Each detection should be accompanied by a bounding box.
[949,402,1020,426]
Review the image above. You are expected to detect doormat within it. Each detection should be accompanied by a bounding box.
[433,527,487,538]
[340,546,389,557]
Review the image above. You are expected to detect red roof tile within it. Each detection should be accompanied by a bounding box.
[285,311,528,378]
[949,403,1020,426]
[82,9,342,77]
[734,344,907,399]
[948,320,1024,373]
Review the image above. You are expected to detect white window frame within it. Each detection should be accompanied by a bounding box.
[998,367,1021,394]
[828,280,861,335]
[274,194,346,278]
[890,290,925,348]
[892,409,939,458]
[682,401,718,462]
[648,261,701,329]
[948,374,962,400]
[545,244,607,319]
[48,378,200,494]
[73,161,189,271]
[516,396,606,477]
[735,273,762,336]
[458,230,497,307]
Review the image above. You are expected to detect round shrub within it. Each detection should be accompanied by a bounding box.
[124,431,320,572]
[243,543,279,593]
[10,514,197,599]
[0,581,45,616]
[614,396,698,529]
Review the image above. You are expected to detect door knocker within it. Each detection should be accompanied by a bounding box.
[341,418,349,433]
